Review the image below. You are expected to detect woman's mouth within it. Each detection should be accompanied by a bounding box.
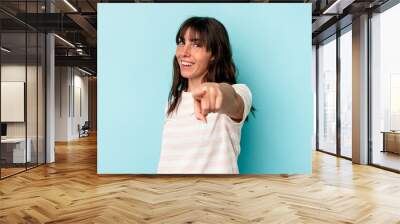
[181,60,194,68]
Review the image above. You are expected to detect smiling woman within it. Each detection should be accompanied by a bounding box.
[175,28,213,81]
[157,17,253,174]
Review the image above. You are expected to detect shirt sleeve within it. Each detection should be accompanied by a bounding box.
[232,84,253,125]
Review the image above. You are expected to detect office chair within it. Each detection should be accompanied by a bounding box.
[79,121,90,138]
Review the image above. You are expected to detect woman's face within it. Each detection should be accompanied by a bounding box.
[175,28,213,80]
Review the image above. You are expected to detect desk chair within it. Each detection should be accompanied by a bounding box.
[78,121,90,138]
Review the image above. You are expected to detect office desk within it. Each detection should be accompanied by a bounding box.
[381,131,400,154]
[1,138,32,163]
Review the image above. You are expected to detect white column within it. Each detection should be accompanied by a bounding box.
[352,14,369,164]
[46,1,55,163]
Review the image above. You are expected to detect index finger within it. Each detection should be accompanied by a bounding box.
[191,88,207,100]
[194,98,206,122]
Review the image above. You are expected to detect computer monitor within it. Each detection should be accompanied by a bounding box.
[1,123,7,137]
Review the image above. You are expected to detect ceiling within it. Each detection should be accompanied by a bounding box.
[0,0,394,75]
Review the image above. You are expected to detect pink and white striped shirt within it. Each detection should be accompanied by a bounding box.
[157,84,252,174]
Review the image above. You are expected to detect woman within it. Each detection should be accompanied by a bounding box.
[157,16,253,174]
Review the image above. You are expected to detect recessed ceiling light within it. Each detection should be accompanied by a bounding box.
[323,0,354,15]
[54,34,75,48]
[63,0,78,12]
[1,47,11,53]
[78,67,93,76]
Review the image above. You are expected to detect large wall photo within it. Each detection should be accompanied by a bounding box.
[98,3,312,174]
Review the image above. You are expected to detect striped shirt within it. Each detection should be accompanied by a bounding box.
[157,84,252,174]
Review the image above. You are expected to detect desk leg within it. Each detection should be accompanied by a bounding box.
[382,133,386,153]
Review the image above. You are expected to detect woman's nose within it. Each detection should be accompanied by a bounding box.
[182,44,191,56]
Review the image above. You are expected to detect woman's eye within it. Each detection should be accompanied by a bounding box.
[192,43,201,48]
[177,40,184,46]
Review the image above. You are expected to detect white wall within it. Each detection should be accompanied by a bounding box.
[55,66,69,141]
[1,65,26,134]
[55,67,89,141]
[72,72,89,138]
[1,65,41,137]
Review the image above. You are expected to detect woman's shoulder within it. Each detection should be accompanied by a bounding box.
[232,83,250,89]
[232,83,252,96]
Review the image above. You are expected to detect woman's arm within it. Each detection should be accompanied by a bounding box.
[192,82,244,123]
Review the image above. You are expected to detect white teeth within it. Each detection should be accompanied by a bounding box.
[181,61,194,66]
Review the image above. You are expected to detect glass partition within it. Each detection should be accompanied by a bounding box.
[339,28,352,158]
[317,36,337,155]
[1,31,28,177]
[0,1,46,179]
[371,3,400,171]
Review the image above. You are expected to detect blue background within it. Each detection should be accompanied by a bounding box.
[98,3,312,174]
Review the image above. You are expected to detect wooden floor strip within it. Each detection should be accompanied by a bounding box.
[0,134,400,223]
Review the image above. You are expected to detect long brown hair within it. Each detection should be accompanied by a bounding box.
[167,17,255,120]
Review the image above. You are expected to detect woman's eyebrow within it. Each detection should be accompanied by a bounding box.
[189,38,203,44]
[177,36,203,44]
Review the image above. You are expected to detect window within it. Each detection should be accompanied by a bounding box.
[339,28,352,158]
[317,36,337,154]
[371,2,400,171]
